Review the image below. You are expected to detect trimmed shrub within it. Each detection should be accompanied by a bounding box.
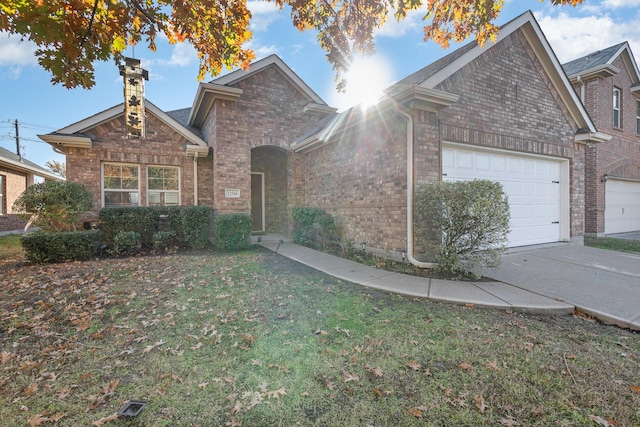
[111,231,141,256]
[214,213,252,250]
[292,207,336,249]
[415,179,510,278]
[152,230,177,253]
[99,207,162,247]
[180,206,212,249]
[13,181,93,232]
[20,230,102,263]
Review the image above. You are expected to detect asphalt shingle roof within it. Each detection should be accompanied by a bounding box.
[562,42,627,76]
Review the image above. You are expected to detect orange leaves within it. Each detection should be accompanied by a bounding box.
[630,385,640,394]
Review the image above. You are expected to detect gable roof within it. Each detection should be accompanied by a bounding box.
[386,10,604,140]
[39,101,207,152]
[0,146,63,181]
[212,54,328,105]
[562,42,640,90]
[189,55,336,127]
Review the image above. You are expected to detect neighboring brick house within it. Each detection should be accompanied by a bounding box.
[40,11,609,265]
[0,147,64,233]
[563,43,640,235]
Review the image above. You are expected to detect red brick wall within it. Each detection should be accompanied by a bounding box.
[296,28,587,255]
[63,113,201,210]
[435,28,585,240]
[295,111,410,252]
[202,66,330,225]
[0,167,30,232]
[581,54,640,234]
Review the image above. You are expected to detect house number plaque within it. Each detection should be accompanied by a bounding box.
[225,189,241,198]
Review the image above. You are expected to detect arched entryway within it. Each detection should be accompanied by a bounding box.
[250,146,289,233]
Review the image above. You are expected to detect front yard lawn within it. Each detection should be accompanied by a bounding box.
[1,243,639,426]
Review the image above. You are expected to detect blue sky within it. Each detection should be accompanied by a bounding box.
[1,0,639,170]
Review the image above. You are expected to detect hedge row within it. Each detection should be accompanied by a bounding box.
[21,230,102,264]
[99,206,212,249]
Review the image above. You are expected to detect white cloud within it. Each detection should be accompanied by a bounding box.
[602,0,640,8]
[0,32,37,67]
[536,11,640,63]
[164,43,198,67]
[247,1,281,32]
[375,8,426,38]
[247,42,280,59]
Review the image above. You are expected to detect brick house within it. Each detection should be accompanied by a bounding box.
[0,147,64,233]
[563,43,640,236]
[40,11,609,265]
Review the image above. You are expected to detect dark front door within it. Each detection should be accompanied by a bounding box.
[251,173,264,232]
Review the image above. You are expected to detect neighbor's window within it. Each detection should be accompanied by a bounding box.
[102,163,139,207]
[147,166,180,206]
[0,175,4,214]
[637,100,640,134]
[613,87,621,128]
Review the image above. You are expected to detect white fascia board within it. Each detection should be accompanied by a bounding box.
[419,10,598,133]
[38,133,92,149]
[567,64,620,80]
[186,144,210,156]
[56,104,124,134]
[419,12,535,89]
[575,131,612,144]
[188,82,243,127]
[213,55,327,106]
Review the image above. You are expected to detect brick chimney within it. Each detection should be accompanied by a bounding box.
[119,57,149,138]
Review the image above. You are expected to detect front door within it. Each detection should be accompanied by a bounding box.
[251,173,265,232]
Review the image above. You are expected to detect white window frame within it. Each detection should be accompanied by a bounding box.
[147,165,181,207]
[613,87,622,128]
[101,163,140,208]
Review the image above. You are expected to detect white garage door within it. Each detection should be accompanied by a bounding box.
[605,179,640,234]
[442,145,567,247]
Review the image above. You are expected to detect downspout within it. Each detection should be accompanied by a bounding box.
[193,152,199,206]
[394,103,439,269]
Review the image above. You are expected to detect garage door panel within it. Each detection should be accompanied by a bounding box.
[605,179,640,234]
[443,146,564,247]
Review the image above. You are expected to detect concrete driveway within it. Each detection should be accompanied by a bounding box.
[484,244,640,330]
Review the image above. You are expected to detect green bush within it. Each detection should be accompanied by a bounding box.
[292,207,336,249]
[20,230,102,263]
[99,207,162,247]
[415,179,510,278]
[99,206,212,250]
[214,213,252,250]
[152,231,177,253]
[180,206,212,249]
[13,181,93,232]
[111,231,141,256]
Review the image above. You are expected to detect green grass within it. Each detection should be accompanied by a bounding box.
[0,234,23,260]
[585,235,640,254]
[1,249,639,426]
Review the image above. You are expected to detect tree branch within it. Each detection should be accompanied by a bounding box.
[79,0,100,47]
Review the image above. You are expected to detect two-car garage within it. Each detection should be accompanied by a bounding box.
[442,143,570,248]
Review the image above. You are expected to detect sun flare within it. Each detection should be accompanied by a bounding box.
[335,54,394,111]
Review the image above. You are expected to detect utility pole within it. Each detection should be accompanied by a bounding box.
[14,119,22,161]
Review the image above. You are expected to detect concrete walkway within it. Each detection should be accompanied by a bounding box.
[255,235,574,316]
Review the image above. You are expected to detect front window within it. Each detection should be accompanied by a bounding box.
[147,166,180,206]
[613,87,621,128]
[102,163,139,207]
